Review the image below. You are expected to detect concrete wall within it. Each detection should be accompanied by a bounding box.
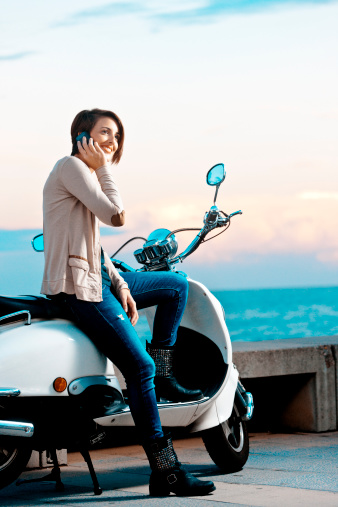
[233,336,338,432]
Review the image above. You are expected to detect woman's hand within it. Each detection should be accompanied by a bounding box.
[119,288,139,326]
[77,137,107,170]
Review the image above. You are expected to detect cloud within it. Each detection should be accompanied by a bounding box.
[317,250,338,264]
[52,2,143,28]
[52,0,336,29]
[151,0,336,25]
[0,51,36,61]
[299,192,338,200]
[112,190,338,269]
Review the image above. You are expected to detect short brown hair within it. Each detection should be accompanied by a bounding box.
[70,108,125,164]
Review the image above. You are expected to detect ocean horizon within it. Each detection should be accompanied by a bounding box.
[1,230,337,343]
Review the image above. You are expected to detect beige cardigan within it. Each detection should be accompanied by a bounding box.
[41,156,128,302]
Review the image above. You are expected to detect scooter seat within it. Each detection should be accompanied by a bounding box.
[0,295,72,321]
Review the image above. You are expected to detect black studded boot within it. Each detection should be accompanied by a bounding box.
[146,342,204,402]
[144,433,215,497]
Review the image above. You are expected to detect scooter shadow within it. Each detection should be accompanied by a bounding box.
[185,463,237,478]
[0,463,220,505]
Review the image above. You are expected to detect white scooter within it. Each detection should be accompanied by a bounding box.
[0,163,253,494]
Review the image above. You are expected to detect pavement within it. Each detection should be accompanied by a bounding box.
[0,431,337,506]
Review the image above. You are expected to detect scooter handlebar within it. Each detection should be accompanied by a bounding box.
[169,209,242,264]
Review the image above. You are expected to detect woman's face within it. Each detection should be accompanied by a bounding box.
[89,117,120,164]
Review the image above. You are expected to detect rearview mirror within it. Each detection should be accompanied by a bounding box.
[206,163,226,205]
[206,163,225,186]
[32,233,44,252]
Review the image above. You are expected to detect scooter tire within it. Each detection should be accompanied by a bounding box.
[0,446,32,490]
[201,402,249,473]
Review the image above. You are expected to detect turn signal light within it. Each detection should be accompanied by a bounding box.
[53,377,67,393]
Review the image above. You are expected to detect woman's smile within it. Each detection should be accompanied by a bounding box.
[89,117,120,163]
[101,145,114,154]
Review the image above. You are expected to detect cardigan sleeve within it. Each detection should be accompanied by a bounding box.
[59,157,124,226]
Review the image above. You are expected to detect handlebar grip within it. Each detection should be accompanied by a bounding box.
[229,210,242,218]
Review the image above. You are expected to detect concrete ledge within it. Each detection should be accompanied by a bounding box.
[233,336,338,432]
[27,449,67,469]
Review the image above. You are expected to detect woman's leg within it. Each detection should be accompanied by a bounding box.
[121,271,203,402]
[121,271,189,346]
[62,286,163,443]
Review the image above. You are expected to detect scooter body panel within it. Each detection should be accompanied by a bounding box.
[0,319,115,396]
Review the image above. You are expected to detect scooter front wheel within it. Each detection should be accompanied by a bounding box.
[201,402,249,473]
[0,446,32,490]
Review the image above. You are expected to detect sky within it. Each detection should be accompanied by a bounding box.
[0,0,338,292]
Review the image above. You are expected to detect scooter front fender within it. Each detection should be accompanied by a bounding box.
[188,363,239,432]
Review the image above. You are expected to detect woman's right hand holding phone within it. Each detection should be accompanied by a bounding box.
[77,137,106,171]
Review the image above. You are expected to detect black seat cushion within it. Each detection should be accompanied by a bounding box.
[0,295,72,321]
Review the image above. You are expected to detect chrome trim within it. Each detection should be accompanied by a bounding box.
[157,396,210,409]
[242,392,254,421]
[0,388,21,397]
[68,375,122,396]
[176,235,202,263]
[235,379,254,421]
[0,420,34,438]
[0,310,31,326]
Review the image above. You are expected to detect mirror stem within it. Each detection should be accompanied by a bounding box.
[213,184,220,205]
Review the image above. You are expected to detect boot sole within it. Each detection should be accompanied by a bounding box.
[150,484,216,497]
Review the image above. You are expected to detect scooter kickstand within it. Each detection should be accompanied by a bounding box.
[16,449,64,492]
[80,448,102,495]
[50,449,65,492]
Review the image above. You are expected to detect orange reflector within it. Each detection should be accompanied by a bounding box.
[53,377,67,393]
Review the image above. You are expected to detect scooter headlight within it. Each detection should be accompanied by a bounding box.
[133,231,178,266]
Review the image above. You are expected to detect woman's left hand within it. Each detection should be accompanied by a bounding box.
[120,288,139,326]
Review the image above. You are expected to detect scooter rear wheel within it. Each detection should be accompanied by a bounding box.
[0,446,32,490]
[201,402,249,473]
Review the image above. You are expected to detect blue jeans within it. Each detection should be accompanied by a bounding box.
[62,271,189,444]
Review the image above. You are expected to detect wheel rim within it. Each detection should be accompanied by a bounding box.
[221,405,244,452]
[0,447,19,472]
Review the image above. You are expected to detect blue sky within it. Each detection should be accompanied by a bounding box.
[1,0,337,292]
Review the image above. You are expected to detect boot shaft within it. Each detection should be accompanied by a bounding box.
[146,342,174,377]
[143,433,179,472]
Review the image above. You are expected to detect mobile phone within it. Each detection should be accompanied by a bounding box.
[76,131,91,144]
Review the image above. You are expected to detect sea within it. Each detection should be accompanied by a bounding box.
[135,286,338,343]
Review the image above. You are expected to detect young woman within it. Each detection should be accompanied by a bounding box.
[41,108,215,497]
